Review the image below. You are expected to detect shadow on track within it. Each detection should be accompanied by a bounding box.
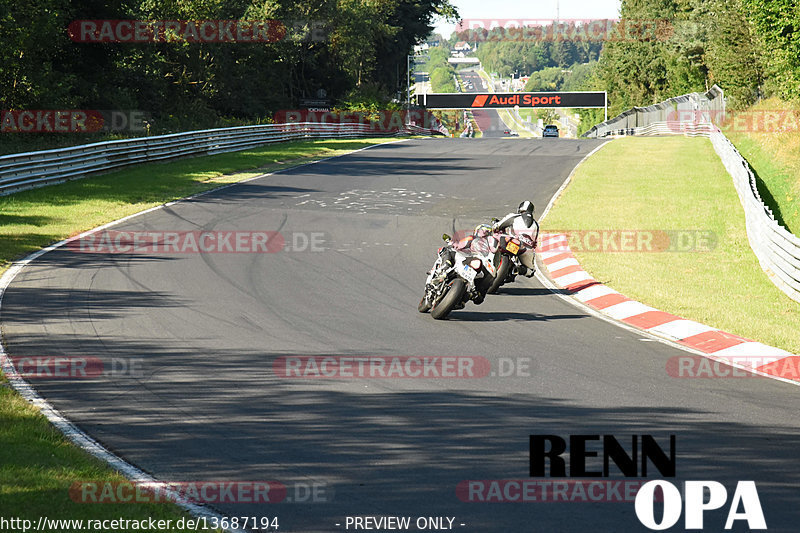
[443,310,587,322]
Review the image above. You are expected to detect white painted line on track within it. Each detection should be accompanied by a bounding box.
[0,136,411,531]
[539,141,611,220]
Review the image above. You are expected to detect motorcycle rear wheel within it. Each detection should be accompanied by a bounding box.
[487,256,511,294]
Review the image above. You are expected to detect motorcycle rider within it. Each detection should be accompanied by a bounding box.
[452,223,497,304]
[492,200,539,277]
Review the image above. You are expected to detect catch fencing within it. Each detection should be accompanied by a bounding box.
[582,85,724,138]
[0,121,441,196]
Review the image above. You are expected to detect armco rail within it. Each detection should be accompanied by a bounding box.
[709,128,800,303]
[0,122,441,196]
[583,86,800,304]
[583,85,725,139]
[597,121,714,138]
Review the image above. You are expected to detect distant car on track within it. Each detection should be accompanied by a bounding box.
[542,125,559,137]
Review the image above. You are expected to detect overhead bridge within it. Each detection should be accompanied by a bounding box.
[414,91,607,118]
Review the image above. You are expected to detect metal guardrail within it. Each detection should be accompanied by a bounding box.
[583,85,724,138]
[599,121,714,138]
[509,109,540,136]
[709,129,800,304]
[582,85,799,303]
[0,122,441,196]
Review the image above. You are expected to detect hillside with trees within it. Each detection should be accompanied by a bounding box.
[595,0,798,115]
[452,0,798,122]
[1,0,457,135]
[425,45,457,93]
[468,35,602,77]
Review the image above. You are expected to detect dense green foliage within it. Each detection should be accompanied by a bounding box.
[0,0,457,134]
[739,0,800,101]
[594,0,798,114]
[524,62,597,92]
[5,0,800,139]
[426,46,456,92]
[455,0,799,121]
[470,36,602,77]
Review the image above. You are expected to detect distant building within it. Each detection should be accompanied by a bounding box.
[450,42,472,58]
[513,76,529,91]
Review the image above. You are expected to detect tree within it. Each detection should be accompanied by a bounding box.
[704,0,764,108]
[0,0,459,140]
[740,0,800,100]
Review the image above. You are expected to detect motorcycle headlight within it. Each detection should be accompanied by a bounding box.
[469,258,482,270]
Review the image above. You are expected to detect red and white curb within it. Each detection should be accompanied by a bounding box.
[538,232,800,383]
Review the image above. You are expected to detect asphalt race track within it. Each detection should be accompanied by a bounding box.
[3,138,800,532]
[458,71,507,138]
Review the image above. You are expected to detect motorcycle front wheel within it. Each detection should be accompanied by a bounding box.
[431,278,467,320]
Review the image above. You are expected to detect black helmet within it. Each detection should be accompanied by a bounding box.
[518,200,534,215]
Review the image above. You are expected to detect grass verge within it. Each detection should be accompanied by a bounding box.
[517,109,537,122]
[0,137,397,272]
[466,113,483,138]
[543,136,800,355]
[0,136,399,531]
[497,109,535,138]
[722,97,800,235]
[0,374,223,532]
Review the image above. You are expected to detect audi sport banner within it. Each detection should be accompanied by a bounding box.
[415,92,606,109]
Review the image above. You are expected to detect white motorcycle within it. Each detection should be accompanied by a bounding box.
[418,229,501,320]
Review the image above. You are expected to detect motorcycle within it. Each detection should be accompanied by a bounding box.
[418,232,501,320]
[486,221,538,294]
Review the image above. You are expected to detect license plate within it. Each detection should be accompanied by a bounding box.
[506,241,520,254]
[461,264,477,283]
